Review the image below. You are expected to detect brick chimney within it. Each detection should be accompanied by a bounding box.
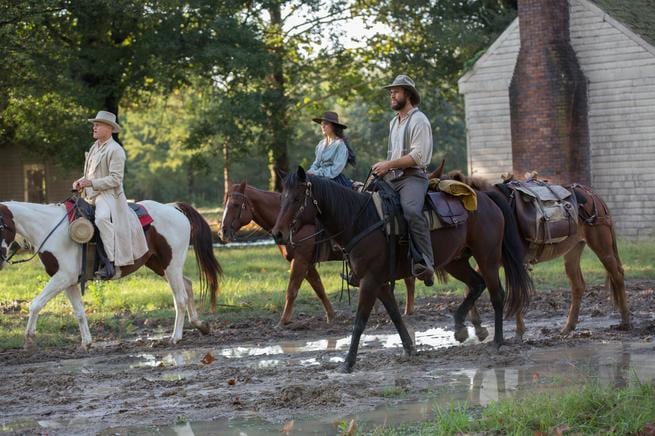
[509,0,590,185]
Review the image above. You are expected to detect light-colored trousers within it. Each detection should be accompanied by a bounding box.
[94,195,115,263]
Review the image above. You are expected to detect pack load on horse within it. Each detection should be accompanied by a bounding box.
[218,182,419,325]
[435,164,630,338]
[272,167,533,372]
[0,199,221,350]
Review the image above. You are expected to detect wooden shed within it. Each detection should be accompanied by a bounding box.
[0,145,78,203]
[459,0,655,238]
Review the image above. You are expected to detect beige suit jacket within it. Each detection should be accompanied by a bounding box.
[81,138,148,266]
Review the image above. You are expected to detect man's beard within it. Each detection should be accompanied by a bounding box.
[391,97,407,111]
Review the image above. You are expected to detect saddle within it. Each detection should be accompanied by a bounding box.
[502,178,578,244]
[371,181,469,237]
[64,197,154,291]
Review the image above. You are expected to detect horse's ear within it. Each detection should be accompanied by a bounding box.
[429,159,446,179]
[297,166,306,181]
[237,181,246,192]
[275,166,288,181]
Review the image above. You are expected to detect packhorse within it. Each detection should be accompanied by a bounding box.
[0,200,222,350]
[219,181,418,327]
[434,166,630,336]
[271,167,533,372]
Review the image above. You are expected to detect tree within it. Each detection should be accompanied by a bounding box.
[352,0,517,171]
[1,0,264,168]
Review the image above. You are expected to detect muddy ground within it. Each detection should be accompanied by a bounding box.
[1,279,654,435]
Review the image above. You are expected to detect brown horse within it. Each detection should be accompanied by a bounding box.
[218,182,418,327]
[272,167,533,372]
[433,167,630,337]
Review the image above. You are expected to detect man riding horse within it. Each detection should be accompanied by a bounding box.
[372,75,435,285]
[72,110,148,279]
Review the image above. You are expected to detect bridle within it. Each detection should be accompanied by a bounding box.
[0,211,19,264]
[0,205,70,265]
[223,191,264,241]
[285,179,375,249]
[286,180,326,247]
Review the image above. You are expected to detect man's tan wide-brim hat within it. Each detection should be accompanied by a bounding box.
[88,110,121,133]
[69,217,94,244]
[383,74,421,105]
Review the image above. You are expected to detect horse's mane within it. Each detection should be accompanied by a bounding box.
[285,172,378,231]
[445,170,495,191]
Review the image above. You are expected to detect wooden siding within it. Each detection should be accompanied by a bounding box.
[459,19,519,180]
[459,0,655,238]
[0,146,78,204]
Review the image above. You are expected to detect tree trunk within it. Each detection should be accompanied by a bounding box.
[223,139,230,202]
[266,4,289,192]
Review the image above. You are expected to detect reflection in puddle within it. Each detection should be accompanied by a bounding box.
[128,325,477,370]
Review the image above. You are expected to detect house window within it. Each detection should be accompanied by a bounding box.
[24,164,47,203]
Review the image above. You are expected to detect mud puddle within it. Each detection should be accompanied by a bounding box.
[104,340,655,435]
[1,281,654,435]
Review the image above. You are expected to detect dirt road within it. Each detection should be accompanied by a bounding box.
[1,280,654,435]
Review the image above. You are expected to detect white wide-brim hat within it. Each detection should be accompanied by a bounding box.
[88,110,121,133]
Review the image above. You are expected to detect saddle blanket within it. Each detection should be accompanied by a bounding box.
[65,199,154,227]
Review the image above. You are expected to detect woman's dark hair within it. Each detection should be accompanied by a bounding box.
[331,123,356,166]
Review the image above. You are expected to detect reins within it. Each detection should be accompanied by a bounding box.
[288,180,378,249]
[0,196,75,265]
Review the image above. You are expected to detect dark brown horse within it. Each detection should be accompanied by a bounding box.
[271,168,533,372]
[219,182,419,326]
[434,167,630,337]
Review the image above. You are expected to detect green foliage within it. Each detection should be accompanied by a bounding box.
[0,0,264,171]
[2,0,519,199]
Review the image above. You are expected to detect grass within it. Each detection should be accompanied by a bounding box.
[0,239,653,349]
[370,382,655,435]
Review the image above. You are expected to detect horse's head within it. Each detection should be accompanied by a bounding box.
[219,182,252,243]
[0,204,17,270]
[271,166,318,245]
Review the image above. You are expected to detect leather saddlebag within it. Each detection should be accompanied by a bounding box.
[512,181,577,244]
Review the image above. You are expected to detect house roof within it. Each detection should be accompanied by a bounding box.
[591,0,655,48]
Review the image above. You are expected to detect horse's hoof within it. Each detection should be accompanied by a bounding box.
[616,321,632,331]
[559,325,575,336]
[514,332,524,342]
[404,347,415,357]
[23,342,37,352]
[474,326,489,342]
[197,321,211,335]
[454,327,469,343]
[337,362,353,374]
[77,343,91,353]
[275,321,289,330]
[326,312,336,325]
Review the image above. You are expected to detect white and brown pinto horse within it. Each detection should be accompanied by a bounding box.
[0,200,222,350]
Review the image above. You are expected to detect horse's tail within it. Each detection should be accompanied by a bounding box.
[175,202,222,311]
[484,191,533,318]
